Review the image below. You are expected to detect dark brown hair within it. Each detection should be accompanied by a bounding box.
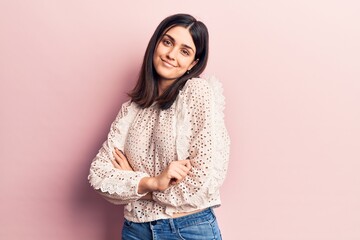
[128,13,209,109]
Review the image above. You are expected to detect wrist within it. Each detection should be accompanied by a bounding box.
[138,177,158,194]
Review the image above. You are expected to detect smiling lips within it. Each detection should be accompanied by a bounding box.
[161,58,177,68]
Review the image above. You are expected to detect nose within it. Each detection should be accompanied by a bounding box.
[166,47,176,60]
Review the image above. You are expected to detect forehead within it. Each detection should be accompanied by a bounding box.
[164,26,196,49]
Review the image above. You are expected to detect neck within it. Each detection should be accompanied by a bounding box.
[158,79,175,95]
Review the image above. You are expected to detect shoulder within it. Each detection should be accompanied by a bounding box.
[121,99,137,110]
[181,76,225,100]
[180,77,212,101]
[183,77,211,92]
[117,99,140,119]
[179,76,226,113]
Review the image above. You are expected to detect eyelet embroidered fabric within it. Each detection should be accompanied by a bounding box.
[88,77,230,222]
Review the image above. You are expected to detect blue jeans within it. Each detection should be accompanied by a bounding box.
[122,208,222,240]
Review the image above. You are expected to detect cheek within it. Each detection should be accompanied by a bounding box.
[153,48,159,58]
[153,47,163,63]
[155,44,167,56]
[178,57,194,69]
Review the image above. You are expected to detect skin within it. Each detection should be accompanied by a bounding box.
[153,26,199,95]
[112,26,199,198]
[112,148,191,199]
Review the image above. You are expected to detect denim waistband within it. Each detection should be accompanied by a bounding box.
[149,208,215,231]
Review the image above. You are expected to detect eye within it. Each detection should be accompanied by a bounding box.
[163,39,172,46]
[181,49,190,56]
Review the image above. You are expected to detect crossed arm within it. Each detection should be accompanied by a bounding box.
[111,148,192,200]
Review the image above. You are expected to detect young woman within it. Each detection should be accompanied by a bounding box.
[88,13,230,239]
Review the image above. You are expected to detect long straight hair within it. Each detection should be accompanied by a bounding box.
[128,13,209,109]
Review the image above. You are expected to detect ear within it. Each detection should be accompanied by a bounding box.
[188,59,199,71]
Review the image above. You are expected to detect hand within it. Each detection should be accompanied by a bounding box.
[140,192,153,200]
[138,159,192,194]
[112,148,134,171]
[154,160,192,191]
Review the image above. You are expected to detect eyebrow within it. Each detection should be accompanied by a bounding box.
[163,34,195,53]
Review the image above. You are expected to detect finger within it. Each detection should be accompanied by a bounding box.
[121,159,134,171]
[171,175,184,184]
[114,149,127,163]
[173,164,192,183]
[113,150,126,169]
[115,149,130,168]
[111,159,122,169]
[113,149,121,160]
[180,159,192,170]
[168,170,184,181]
[172,167,190,183]
[115,148,126,159]
[174,163,192,174]
[177,159,189,164]
[184,161,192,170]
[170,160,190,167]
[168,162,191,177]
[174,165,190,176]
[114,148,134,171]
[113,150,122,163]
[178,159,192,169]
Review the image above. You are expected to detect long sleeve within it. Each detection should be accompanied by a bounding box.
[88,100,150,205]
[152,77,230,214]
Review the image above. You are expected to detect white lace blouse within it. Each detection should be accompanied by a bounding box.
[88,76,230,222]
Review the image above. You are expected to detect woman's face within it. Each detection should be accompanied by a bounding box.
[153,26,198,83]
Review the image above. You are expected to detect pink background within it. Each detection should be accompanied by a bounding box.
[1,0,359,239]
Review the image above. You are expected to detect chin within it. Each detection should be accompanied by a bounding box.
[157,70,178,81]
